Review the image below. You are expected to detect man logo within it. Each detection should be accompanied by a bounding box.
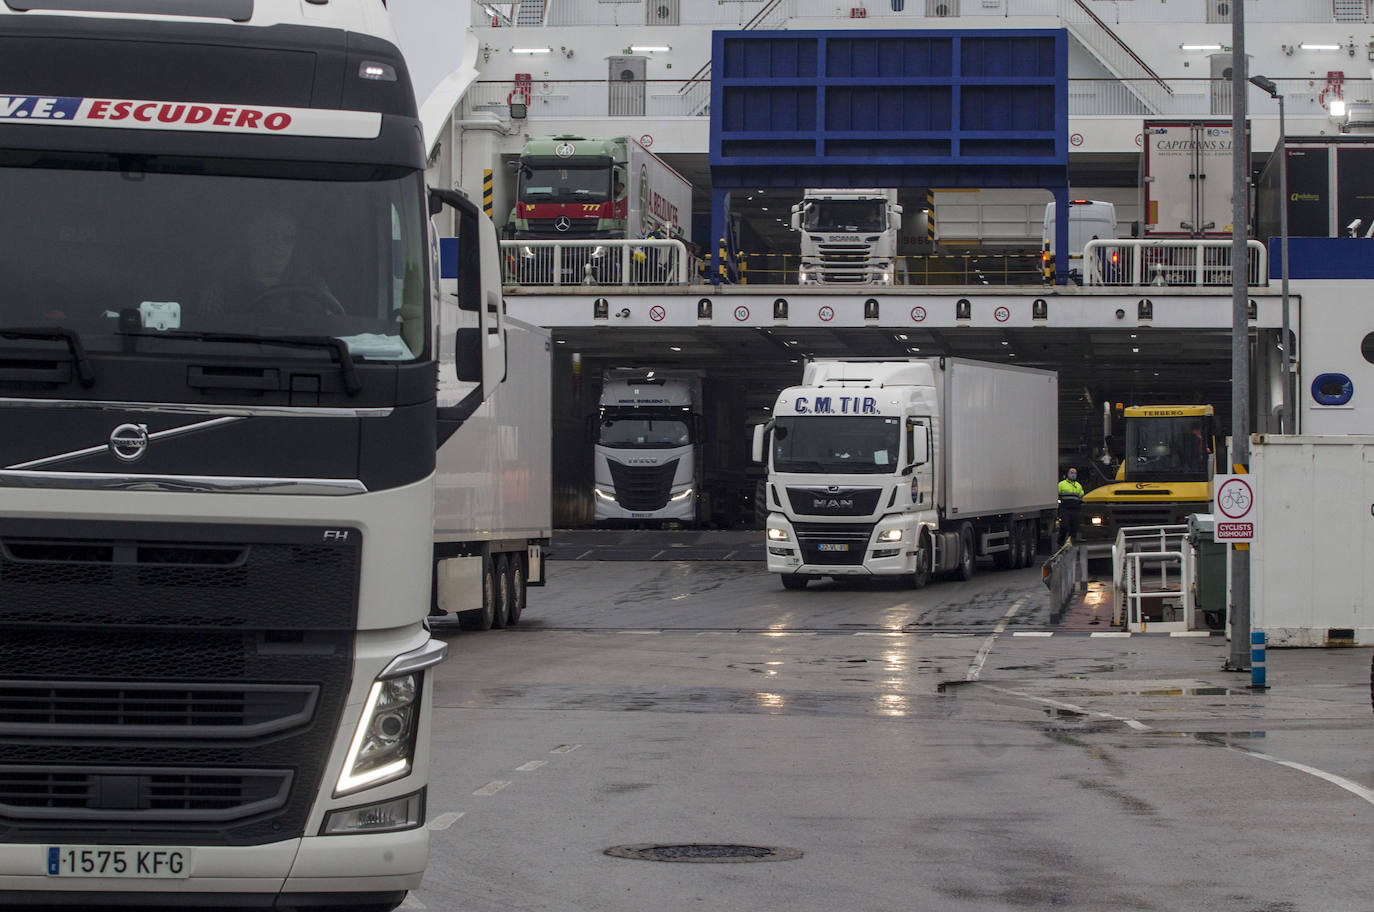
[109,423,150,463]
[554,216,572,232]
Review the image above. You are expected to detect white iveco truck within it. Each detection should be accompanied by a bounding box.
[792,188,902,285]
[0,2,508,909]
[593,369,703,524]
[754,359,1057,589]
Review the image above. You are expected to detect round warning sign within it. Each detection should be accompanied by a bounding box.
[994,305,1011,323]
[649,305,666,322]
[911,305,927,323]
[1216,477,1253,519]
[734,305,750,322]
[1213,475,1256,542]
[819,305,835,322]
[640,134,653,148]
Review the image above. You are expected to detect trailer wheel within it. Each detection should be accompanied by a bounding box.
[458,556,497,631]
[910,535,932,589]
[956,524,976,581]
[490,553,511,629]
[505,553,527,626]
[780,573,809,591]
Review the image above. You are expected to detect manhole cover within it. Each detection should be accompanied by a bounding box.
[604,843,803,863]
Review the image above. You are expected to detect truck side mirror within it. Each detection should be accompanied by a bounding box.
[789,205,801,232]
[751,423,769,463]
[892,203,903,231]
[907,421,929,467]
[431,187,508,431]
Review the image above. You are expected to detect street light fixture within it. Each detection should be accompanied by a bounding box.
[1250,74,1292,433]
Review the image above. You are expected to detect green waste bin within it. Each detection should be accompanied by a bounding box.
[1188,513,1227,630]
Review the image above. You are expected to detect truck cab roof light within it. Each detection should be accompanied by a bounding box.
[359,61,397,82]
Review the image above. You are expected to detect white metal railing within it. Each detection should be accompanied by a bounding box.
[1082,239,1268,288]
[1042,538,1082,622]
[1058,0,1172,115]
[501,238,694,286]
[1110,525,1193,632]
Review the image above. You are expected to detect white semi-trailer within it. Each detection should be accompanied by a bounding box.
[431,315,552,630]
[753,359,1058,589]
[593,369,703,524]
[0,2,509,909]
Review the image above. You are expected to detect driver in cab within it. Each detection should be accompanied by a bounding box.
[201,209,342,321]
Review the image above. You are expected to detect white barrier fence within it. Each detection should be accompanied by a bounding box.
[1082,238,1268,287]
[501,238,695,287]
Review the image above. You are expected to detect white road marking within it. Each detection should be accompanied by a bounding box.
[981,685,1153,731]
[1231,749,1374,806]
[550,744,582,754]
[1013,631,1054,637]
[472,780,510,796]
[619,630,660,635]
[516,760,548,772]
[427,811,465,831]
[1170,631,1213,637]
[853,631,905,637]
[965,596,1031,681]
[1090,632,1132,638]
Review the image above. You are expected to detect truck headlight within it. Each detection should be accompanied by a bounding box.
[1089,516,1104,526]
[767,526,790,542]
[876,528,903,543]
[322,790,425,836]
[337,675,420,796]
[799,270,818,285]
[670,487,694,502]
[594,487,615,502]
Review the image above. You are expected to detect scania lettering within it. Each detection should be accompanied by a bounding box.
[0,3,509,909]
[754,359,1058,589]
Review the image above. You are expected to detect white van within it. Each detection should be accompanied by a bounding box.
[1042,199,1118,283]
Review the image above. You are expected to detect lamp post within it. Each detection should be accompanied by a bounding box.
[1249,74,1291,433]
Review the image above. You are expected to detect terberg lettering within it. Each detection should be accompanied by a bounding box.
[793,396,878,414]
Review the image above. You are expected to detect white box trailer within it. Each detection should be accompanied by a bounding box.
[1251,435,1374,646]
[756,357,1057,589]
[1141,120,1241,238]
[433,316,553,630]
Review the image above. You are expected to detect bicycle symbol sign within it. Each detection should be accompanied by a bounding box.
[649,305,666,322]
[1213,475,1257,542]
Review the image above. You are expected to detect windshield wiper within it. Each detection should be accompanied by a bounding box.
[123,329,362,396]
[0,326,96,386]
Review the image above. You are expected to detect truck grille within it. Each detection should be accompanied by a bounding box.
[816,244,877,283]
[0,767,292,823]
[0,519,358,846]
[523,219,602,238]
[607,458,679,511]
[793,522,872,566]
[784,487,881,517]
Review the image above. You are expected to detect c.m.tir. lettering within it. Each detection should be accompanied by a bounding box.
[793,395,879,414]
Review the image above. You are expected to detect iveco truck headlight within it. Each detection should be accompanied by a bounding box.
[877,528,903,543]
[594,487,615,502]
[337,674,420,796]
[670,487,694,502]
[767,526,790,542]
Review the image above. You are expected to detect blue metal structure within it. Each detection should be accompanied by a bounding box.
[708,29,1071,283]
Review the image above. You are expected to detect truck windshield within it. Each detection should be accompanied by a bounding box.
[598,417,692,448]
[1124,416,1212,482]
[803,200,887,233]
[0,151,427,360]
[519,165,610,204]
[772,416,901,474]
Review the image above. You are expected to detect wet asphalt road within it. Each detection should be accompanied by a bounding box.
[416,543,1374,912]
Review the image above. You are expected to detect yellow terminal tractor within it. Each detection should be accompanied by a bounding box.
[1078,404,1217,554]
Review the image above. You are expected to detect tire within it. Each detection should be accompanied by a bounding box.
[505,553,526,626]
[910,534,932,589]
[458,555,497,631]
[490,553,510,629]
[780,573,809,591]
[956,523,976,582]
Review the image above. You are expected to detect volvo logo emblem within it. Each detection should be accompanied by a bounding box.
[109,423,150,463]
[554,216,572,232]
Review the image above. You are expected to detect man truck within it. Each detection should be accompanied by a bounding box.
[753,358,1058,589]
[592,369,703,525]
[0,2,511,909]
[508,134,693,285]
[792,188,903,285]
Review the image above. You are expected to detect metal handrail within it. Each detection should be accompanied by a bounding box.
[1111,525,1191,630]
[1082,238,1268,288]
[501,238,693,287]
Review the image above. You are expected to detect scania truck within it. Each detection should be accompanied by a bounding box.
[792,188,902,285]
[592,368,703,525]
[0,2,508,909]
[753,359,1058,589]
